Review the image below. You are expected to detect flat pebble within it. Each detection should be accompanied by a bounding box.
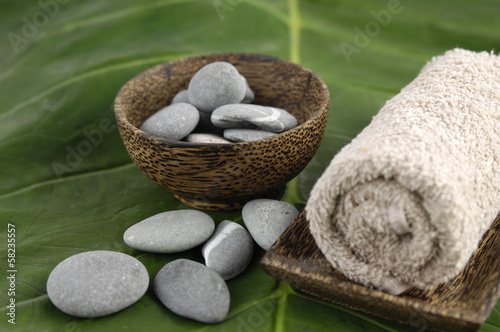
[188,62,246,112]
[171,89,190,104]
[124,210,215,253]
[202,220,254,280]
[212,104,297,133]
[242,199,299,250]
[240,75,255,104]
[224,128,276,142]
[47,251,149,318]
[153,259,230,324]
[140,102,199,140]
[185,133,231,144]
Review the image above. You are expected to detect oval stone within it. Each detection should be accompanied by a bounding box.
[224,128,276,142]
[46,251,149,318]
[153,259,230,324]
[242,199,299,250]
[171,89,190,104]
[123,210,215,253]
[211,104,298,132]
[188,62,246,112]
[202,220,254,280]
[140,102,199,140]
[185,133,231,144]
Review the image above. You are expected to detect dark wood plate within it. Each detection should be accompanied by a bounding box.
[261,211,500,332]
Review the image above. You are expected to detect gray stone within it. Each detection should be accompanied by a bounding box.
[188,62,246,112]
[185,133,231,144]
[240,75,255,104]
[46,251,149,318]
[124,210,215,253]
[223,128,276,142]
[171,89,190,104]
[153,259,230,324]
[202,220,254,280]
[211,104,297,133]
[140,102,199,140]
[242,199,299,250]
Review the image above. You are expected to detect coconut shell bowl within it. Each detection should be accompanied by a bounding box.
[114,53,329,211]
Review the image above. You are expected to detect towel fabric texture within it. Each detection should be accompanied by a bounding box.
[306,48,500,294]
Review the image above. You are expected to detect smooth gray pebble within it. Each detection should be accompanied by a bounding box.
[153,259,230,324]
[211,104,297,133]
[242,199,299,250]
[140,102,199,140]
[123,210,215,253]
[47,251,149,318]
[185,133,231,144]
[202,220,254,280]
[240,75,255,104]
[171,89,190,104]
[188,62,246,112]
[224,128,276,142]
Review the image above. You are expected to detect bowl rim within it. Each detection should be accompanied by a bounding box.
[114,52,330,149]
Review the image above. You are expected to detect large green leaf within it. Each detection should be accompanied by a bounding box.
[1,0,499,331]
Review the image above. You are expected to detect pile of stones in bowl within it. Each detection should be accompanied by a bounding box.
[46,199,299,324]
[139,61,298,143]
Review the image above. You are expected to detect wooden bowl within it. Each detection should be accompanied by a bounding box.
[114,53,329,211]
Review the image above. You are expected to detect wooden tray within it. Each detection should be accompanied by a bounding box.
[261,211,500,332]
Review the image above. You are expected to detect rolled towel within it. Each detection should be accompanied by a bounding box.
[306,48,500,295]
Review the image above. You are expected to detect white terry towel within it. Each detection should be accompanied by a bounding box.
[306,48,500,295]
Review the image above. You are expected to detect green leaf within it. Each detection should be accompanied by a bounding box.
[1,0,499,331]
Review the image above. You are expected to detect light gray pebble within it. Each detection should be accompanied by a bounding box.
[202,220,254,280]
[185,133,231,144]
[124,210,215,253]
[224,128,276,142]
[188,62,246,112]
[140,103,199,140]
[240,75,255,104]
[171,89,190,104]
[242,199,299,250]
[211,104,297,133]
[47,251,149,318]
[153,259,230,324]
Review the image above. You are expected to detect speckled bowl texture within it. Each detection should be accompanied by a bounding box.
[114,53,329,211]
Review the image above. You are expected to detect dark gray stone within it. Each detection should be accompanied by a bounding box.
[242,199,299,250]
[188,62,246,112]
[153,259,230,324]
[223,128,276,142]
[171,89,190,104]
[123,210,215,253]
[211,104,297,132]
[185,133,231,144]
[202,220,254,280]
[140,102,199,140]
[46,251,149,318]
